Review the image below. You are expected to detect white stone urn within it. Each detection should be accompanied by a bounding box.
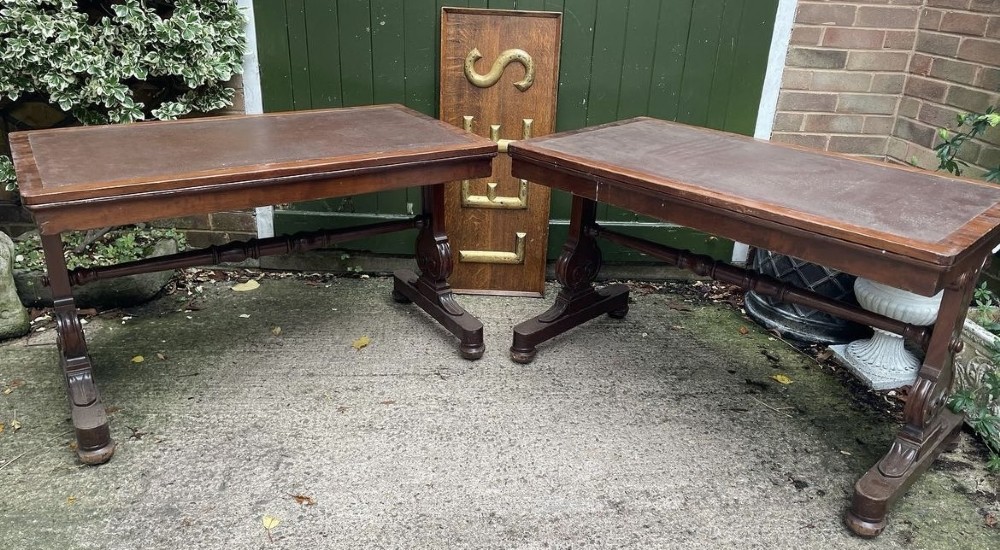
[832,278,943,391]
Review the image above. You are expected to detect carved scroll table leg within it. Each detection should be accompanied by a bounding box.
[393,184,485,359]
[41,234,115,464]
[510,196,629,364]
[844,268,978,537]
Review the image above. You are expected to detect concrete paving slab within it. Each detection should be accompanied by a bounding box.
[0,275,997,549]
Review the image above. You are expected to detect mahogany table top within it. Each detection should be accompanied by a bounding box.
[11,104,496,235]
[509,117,1000,269]
[12,104,496,206]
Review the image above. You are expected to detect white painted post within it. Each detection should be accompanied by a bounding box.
[733,0,797,265]
[237,0,274,238]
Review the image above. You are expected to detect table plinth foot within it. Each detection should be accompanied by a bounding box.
[608,305,630,319]
[843,510,885,539]
[510,347,537,365]
[393,269,484,360]
[64,361,115,465]
[390,289,412,304]
[74,421,116,465]
[845,410,964,537]
[459,341,486,361]
[510,285,629,364]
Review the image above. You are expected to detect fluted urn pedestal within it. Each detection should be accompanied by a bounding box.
[831,278,943,391]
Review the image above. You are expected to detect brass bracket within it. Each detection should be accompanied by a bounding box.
[461,116,532,210]
[464,48,535,91]
[459,232,527,264]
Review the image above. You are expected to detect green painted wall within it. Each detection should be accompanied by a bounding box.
[254,0,779,261]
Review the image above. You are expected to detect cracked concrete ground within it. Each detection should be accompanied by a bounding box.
[0,274,998,549]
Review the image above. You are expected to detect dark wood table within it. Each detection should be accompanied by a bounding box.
[507,117,1000,537]
[10,104,496,465]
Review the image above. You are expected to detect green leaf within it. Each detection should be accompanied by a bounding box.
[987,454,1000,472]
[948,390,977,414]
[0,155,16,192]
[0,0,244,127]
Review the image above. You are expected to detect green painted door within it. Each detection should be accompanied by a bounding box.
[254,0,779,261]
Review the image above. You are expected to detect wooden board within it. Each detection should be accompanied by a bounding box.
[440,7,561,296]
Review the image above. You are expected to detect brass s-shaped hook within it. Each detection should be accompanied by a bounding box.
[464,48,535,92]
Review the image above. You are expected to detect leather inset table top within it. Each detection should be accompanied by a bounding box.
[509,117,1000,265]
[12,104,496,206]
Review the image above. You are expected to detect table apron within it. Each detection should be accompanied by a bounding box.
[27,157,493,235]
[514,161,977,297]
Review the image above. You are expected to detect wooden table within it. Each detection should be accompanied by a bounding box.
[506,117,1000,537]
[11,104,496,465]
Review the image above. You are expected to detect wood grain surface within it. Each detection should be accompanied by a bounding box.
[13,104,495,205]
[510,117,1000,267]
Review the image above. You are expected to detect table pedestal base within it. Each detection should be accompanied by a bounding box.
[509,196,630,363]
[511,286,629,363]
[845,412,964,537]
[392,270,484,359]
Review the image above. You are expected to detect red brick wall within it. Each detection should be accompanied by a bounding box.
[772,0,921,156]
[889,0,1000,176]
[149,211,257,249]
[772,0,999,177]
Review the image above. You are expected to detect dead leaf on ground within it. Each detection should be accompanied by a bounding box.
[10,419,21,431]
[66,496,77,505]
[0,422,5,434]
[985,511,997,528]
[261,514,281,542]
[738,326,749,335]
[337,406,349,414]
[771,374,794,385]
[630,283,662,295]
[231,280,260,292]
[289,493,316,506]
[815,349,833,362]
[156,352,167,361]
[131,355,144,364]
[352,336,371,350]
[271,326,282,336]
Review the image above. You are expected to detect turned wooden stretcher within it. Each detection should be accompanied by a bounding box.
[506,117,1000,537]
[10,104,496,465]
